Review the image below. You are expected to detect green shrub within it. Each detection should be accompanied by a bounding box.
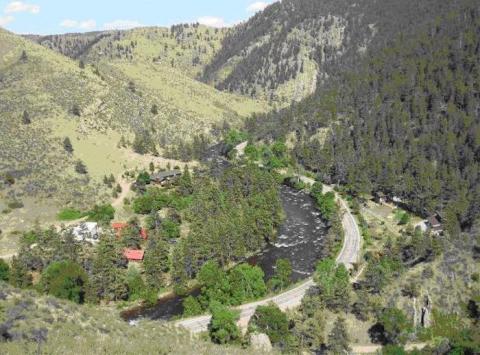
[133,188,171,214]
[378,308,412,344]
[87,204,115,224]
[126,267,146,302]
[161,219,180,239]
[136,171,151,185]
[39,261,88,304]
[268,258,292,291]
[7,200,23,209]
[248,304,290,346]
[0,259,10,281]
[208,301,240,344]
[228,264,266,305]
[183,296,203,317]
[57,208,86,221]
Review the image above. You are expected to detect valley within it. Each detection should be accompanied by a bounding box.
[1,0,480,354]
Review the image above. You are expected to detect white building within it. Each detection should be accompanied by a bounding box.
[72,222,100,244]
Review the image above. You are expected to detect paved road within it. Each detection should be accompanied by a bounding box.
[335,191,361,268]
[175,177,362,333]
[175,279,315,333]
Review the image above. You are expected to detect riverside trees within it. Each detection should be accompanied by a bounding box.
[183,261,267,315]
[172,164,283,288]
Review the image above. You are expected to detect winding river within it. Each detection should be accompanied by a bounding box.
[122,185,327,322]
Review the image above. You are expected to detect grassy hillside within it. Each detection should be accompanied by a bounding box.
[83,25,228,79]
[0,27,268,235]
[0,283,270,354]
[28,24,228,79]
[26,25,269,148]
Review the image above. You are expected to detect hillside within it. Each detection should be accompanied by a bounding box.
[246,0,480,232]
[25,25,269,148]
[28,24,229,80]
[201,0,467,105]
[0,27,267,235]
[0,283,269,354]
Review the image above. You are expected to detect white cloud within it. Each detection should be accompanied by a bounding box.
[60,19,96,31]
[103,19,143,30]
[79,19,96,30]
[5,1,40,14]
[247,1,271,13]
[0,15,14,26]
[197,16,229,28]
[60,19,78,28]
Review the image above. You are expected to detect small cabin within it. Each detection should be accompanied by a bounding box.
[124,249,144,262]
[427,215,443,235]
[373,191,387,204]
[150,170,182,185]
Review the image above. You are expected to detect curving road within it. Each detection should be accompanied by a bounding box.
[333,187,362,269]
[175,177,361,333]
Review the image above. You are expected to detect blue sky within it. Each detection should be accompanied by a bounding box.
[0,0,275,34]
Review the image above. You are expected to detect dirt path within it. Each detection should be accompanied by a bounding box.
[0,252,16,260]
[112,177,131,208]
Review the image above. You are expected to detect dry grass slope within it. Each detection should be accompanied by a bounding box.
[0,283,272,355]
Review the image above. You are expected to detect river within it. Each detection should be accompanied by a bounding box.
[122,185,327,322]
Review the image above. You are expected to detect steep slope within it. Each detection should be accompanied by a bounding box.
[201,0,467,105]
[247,1,480,232]
[0,283,268,354]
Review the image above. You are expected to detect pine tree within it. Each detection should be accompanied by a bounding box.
[178,165,193,196]
[75,160,88,175]
[143,235,170,289]
[128,80,136,92]
[63,137,74,153]
[71,104,81,117]
[328,317,351,354]
[20,50,28,62]
[9,256,32,288]
[86,234,128,303]
[22,110,31,124]
[121,225,142,249]
[295,307,325,352]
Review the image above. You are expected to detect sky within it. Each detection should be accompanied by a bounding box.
[0,0,275,35]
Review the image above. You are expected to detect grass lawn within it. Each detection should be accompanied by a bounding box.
[57,208,87,221]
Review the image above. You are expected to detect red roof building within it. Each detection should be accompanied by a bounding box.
[112,223,148,240]
[112,222,128,237]
[123,249,145,262]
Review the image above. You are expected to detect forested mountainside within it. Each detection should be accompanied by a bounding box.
[201,0,467,105]
[24,31,113,60]
[247,1,480,234]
